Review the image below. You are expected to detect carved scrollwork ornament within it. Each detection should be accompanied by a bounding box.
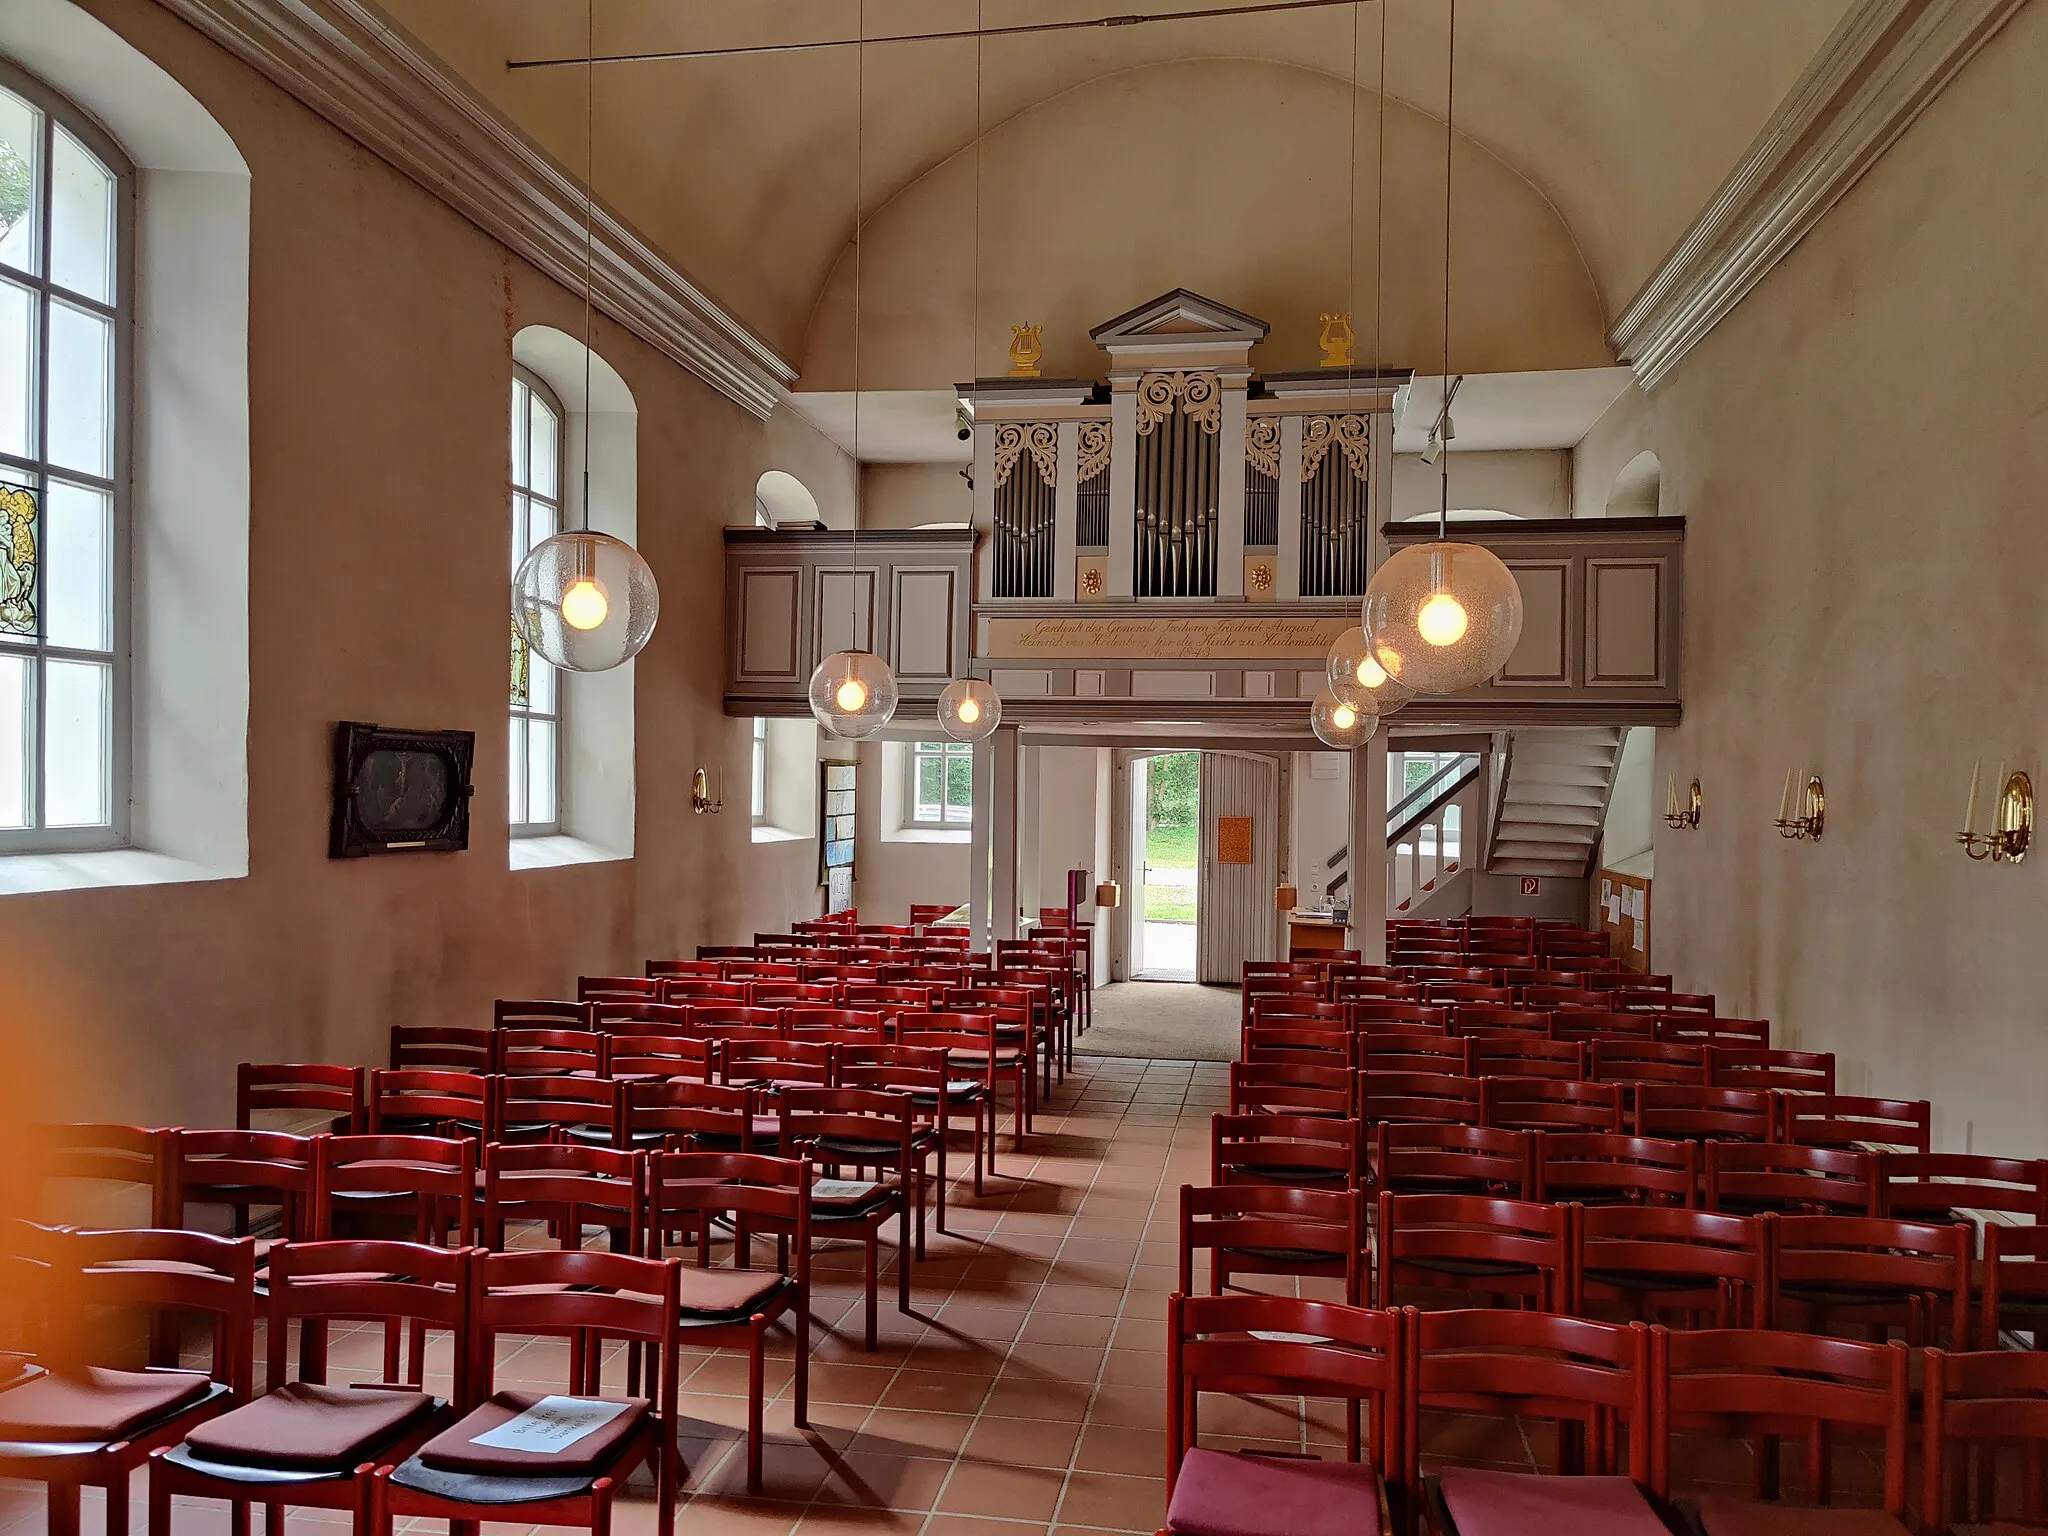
[1300,414,1372,483]
[1135,371,1223,435]
[1078,421,1113,483]
[995,423,1060,488]
[1245,416,1282,480]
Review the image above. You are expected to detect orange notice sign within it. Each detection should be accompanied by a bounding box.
[1216,817,1253,865]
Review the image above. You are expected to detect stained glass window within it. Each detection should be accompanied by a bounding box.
[509,368,562,833]
[0,69,126,847]
[909,740,973,827]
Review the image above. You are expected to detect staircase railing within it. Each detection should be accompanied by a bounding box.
[1319,752,1485,910]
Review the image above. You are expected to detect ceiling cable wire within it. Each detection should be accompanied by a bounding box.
[1438,0,1454,541]
[850,0,863,632]
[511,0,1390,69]
[580,0,594,531]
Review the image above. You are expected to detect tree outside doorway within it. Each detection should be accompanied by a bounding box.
[1144,752,1199,922]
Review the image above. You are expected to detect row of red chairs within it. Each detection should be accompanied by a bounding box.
[1160,1293,2037,1536]
[1250,992,1760,1040]
[1243,1031,1820,1091]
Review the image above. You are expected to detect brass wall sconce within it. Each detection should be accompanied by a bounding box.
[1959,760,2032,863]
[1663,775,1701,830]
[1774,768,1824,842]
[691,768,722,815]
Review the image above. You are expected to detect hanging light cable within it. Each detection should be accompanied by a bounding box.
[811,0,900,738]
[939,0,1001,745]
[512,0,660,673]
[1360,0,1521,696]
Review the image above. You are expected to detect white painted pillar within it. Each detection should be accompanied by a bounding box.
[990,726,1021,941]
[1053,421,1079,600]
[1277,414,1304,602]
[1368,410,1394,575]
[969,736,993,947]
[973,421,997,603]
[1348,735,1389,962]
[1018,743,1042,917]
[1107,385,1138,598]
[1216,384,1247,598]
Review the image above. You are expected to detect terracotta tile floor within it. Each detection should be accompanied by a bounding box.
[0,1053,1898,1534]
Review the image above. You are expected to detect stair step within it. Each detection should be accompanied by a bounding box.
[1489,859,1587,878]
[1499,793,1606,818]
[1492,838,1597,863]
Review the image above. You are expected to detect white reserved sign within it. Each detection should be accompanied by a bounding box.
[813,1179,879,1201]
[469,1396,632,1454]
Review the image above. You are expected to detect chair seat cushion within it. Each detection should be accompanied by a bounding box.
[185,1383,438,1472]
[1165,1446,1382,1536]
[0,1367,212,1442]
[676,1267,791,1319]
[1436,1468,1669,1536]
[1692,1495,1912,1536]
[812,1180,898,1217]
[417,1392,647,1476]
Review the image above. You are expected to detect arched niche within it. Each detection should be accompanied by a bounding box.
[1606,451,1663,517]
[754,469,820,528]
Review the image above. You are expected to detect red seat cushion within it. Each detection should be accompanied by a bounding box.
[1693,1494,1913,1536]
[1166,1446,1382,1536]
[1437,1468,1669,1536]
[417,1391,647,1476]
[677,1267,790,1318]
[0,1367,211,1442]
[184,1383,437,1471]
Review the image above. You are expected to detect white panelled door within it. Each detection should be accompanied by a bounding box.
[1196,752,1279,983]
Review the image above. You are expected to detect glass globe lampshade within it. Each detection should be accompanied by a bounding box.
[512,530,660,672]
[1361,541,1524,695]
[1326,625,1415,714]
[1309,687,1379,750]
[809,649,899,739]
[937,678,1002,743]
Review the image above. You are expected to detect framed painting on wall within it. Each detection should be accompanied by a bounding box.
[821,761,857,913]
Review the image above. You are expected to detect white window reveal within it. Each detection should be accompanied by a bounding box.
[508,367,563,834]
[909,739,973,828]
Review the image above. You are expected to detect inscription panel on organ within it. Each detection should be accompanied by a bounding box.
[983,614,1353,661]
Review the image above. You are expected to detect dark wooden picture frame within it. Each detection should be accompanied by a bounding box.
[330,721,476,858]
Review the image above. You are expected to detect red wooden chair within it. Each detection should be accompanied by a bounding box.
[490,1072,619,1147]
[779,1088,918,1347]
[659,977,750,1004]
[1535,1132,1696,1207]
[152,1240,468,1536]
[1245,1022,1356,1070]
[1229,1060,1354,1119]
[1979,1221,2048,1348]
[725,960,803,983]
[165,1128,316,1244]
[784,1006,889,1042]
[1705,1143,1878,1217]
[491,1026,607,1078]
[834,1045,961,1243]
[1469,1035,1584,1082]
[716,1037,834,1095]
[618,1078,757,1153]
[588,999,693,1036]
[1451,1004,1550,1037]
[364,1068,490,1141]
[1210,1113,1364,1191]
[749,981,839,1008]
[313,1133,476,1247]
[841,982,943,1015]
[1480,1077,1624,1135]
[1362,1035,1475,1077]
[237,1063,365,1134]
[1359,1071,1484,1127]
[1877,1152,2048,1226]
[28,1123,174,1229]
[1178,1183,1368,1302]
[1709,1047,1834,1096]
[1519,986,1604,1010]
[1376,1192,1570,1310]
[371,1249,682,1536]
[1333,977,1425,1004]
[0,1227,254,1536]
[910,902,961,927]
[1768,1213,1970,1346]
[644,958,722,980]
[498,998,597,1029]
[1422,983,1516,1006]
[482,1141,646,1258]
[1573,1206,1762,1326]
[1550,1009,1656,1044]
[1656,1015,1771,1049]
[644,1152,811,1492]
[897,1013,1029,1170]
[1922,1347,2048,1533]
[576,976,662,1003]
[685,1003,785,1036]
[1633,1084,1772,1143]
[1780,1095,1931,1156]
[1654,1327,1910,1532]
[387,1025,491,1073]
[1163,1293,1400,1536]
[1408,1309,1657,1533]
[1370,1123,1531,1200]
[607,1032,712,1084]
[1622,989,1712,1016]
[1589,1039,1710,1091]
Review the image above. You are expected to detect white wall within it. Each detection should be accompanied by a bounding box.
[1290,752,1351,908]
[1390,449,1570,521]
[1601,726,1657,877]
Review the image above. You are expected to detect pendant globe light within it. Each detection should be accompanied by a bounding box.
[1310,688,1378,750]
[1360,0,1522,696]
[938,677,1002,742]
[511,0,659,673]
[1326,625,1414,714]
[809,2,900,739]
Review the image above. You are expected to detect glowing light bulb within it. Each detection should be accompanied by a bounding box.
[560,577,610,631]
[1332,702,1358,731]
[835,677,870,713]
[1355,654,1390,689]
[1417,591,1470,647]
[955,696,982,725]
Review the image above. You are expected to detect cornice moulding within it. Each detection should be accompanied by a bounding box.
[1611,0,2026,390]
[153,0,796,419]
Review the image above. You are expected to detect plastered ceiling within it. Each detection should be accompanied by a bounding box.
[374,0,1854,385]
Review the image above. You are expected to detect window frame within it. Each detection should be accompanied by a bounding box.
[0,61,135,854]
[906,738,973,829]
[750,715,768,826]
[508,364,565,838]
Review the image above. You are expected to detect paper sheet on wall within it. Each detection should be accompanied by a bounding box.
[469,1396,632,1454]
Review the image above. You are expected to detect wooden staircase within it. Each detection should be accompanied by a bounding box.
[1484,727,1626,878]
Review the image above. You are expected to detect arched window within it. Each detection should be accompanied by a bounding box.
[509,366,562,833]
[0,66,130,848]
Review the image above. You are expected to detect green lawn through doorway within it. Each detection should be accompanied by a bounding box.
[1145,822,1197,922]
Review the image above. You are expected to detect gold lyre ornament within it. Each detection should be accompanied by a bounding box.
[1007,323,1044,378]
[1318,312,1356,369]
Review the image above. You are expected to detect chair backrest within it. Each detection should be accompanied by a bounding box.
[492,1026,606,1077]
[749,981,840,1007]
[1633,1084,1772,1143]
[469,1247,679,1410]
[1379,1194,1571,1311]
[313,1133,476,1243]
[168,1128,317,1236]
[1549,1008,1656,1043]
[1371,1123,1531,1200]
[28,1122,173,1227]
[388,1025,492,1073]
[1877,1152,2048,1224]
[660,978,751,1004]
[1705,1142,1878,1217]
[1519,986,1604,1010]
[1768,1213,1970,1341]
[1468,1035,1585,1082]
[1709,1046,1833,1095]
[1406,1308,1648,1479]
[32,1226,256,1394]
[645,958,722,979]
[1228,1061,1352,1119]
[490,1072,620,1140]
[590,1000,694,1035]
[780,1086,917,1172]
[1922,1347,2048,1532]
[366,1068,491,1138]
[1167,1292,1400,1499]
[620,1078,755,1152]
[785,1007,888,1040]
[1345,1002,1449,1030]
[1979,1222,2048,1349]
[482,1141,647,1252]
[609,1031,713,1082]
[1480,1077,1624,1135]
[686,1004,785,1034]
[1780,1094,1931,1155]
[576,976,662,1003]
[717,1037,834,1090]
[1422,983,1516,1006]
[1333,978,1424,1004]
[1654,1327,1908,1517]
[1359,1071,1483,1127]
[1360,1035,1474,1077]
[1451,1004,1550,1037]
[497,998,597,1029]
[1657,1015,1772,1049]
[237,1062,365,1132]
[1210,1112,1363,1189]
[646,1151,811,1267]
[1535,1131,1696,1207]
[1588,1038,1710,1088]
[1573,1206,1761,1321]
[266,1239,471,1395]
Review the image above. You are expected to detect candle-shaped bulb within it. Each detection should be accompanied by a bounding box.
[1778,767,1795,825]
[1965,759,1982,837]
[1996,762,2008,832]
[1666,776,1680,817]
